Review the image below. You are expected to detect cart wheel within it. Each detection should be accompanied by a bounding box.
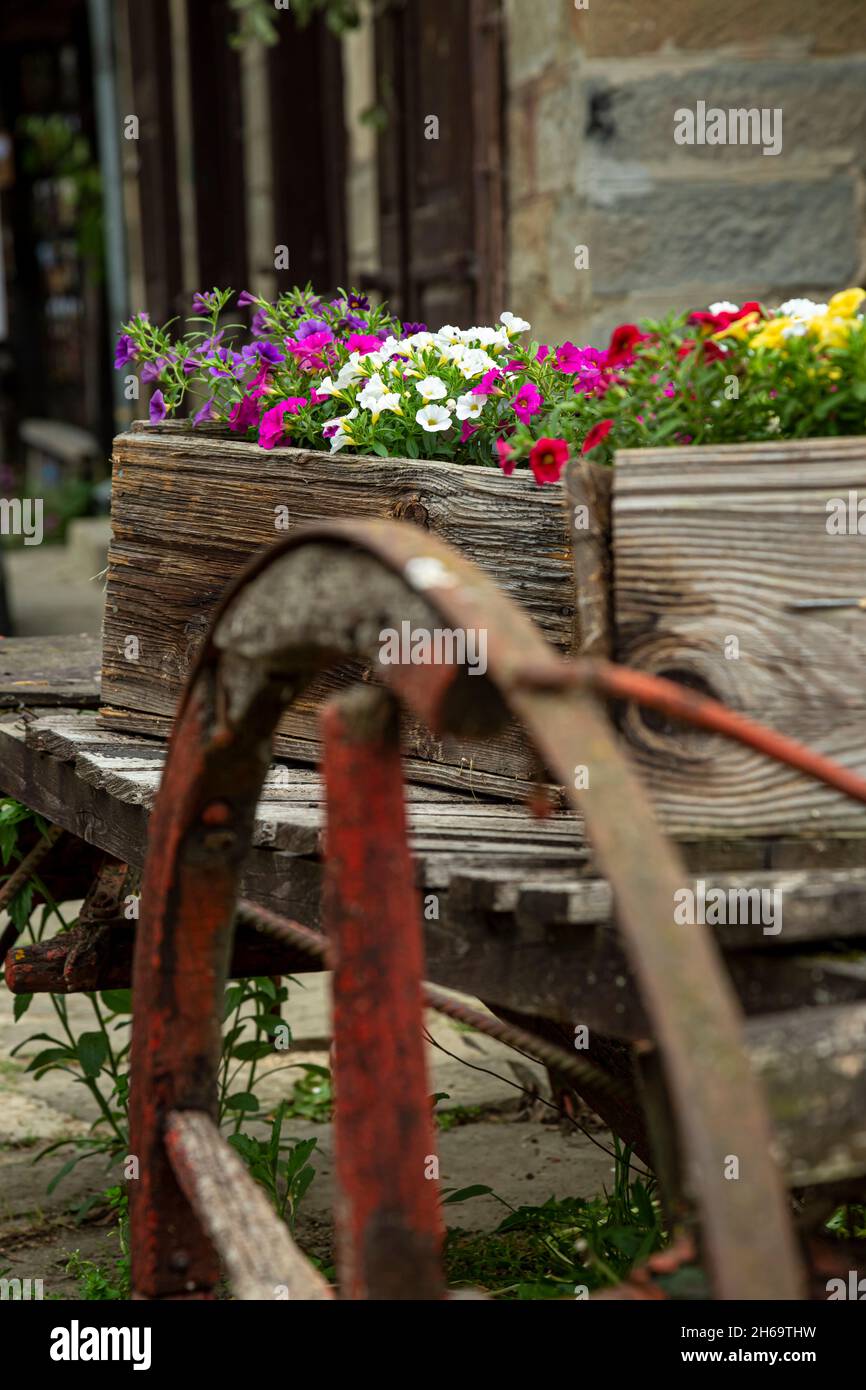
[129,519,805,1300]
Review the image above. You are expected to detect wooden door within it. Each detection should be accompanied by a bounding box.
[374,0,504,327]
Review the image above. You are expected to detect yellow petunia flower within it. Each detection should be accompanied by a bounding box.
[809,314,854,348]
[827,287,866,318]
[711,311,761,342]
[749,318,792,349]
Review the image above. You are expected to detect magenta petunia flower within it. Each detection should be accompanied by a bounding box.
[345,332,384,355]
[555,341,583,373]
[512,381,543,424]
[228,394,260,433]
[475,367,503,396]
[258,402,294,449]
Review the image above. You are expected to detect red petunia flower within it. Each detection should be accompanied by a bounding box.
[688,300,763,334]
[606,323,649,368]
[581,419,614,454]
[529,437,569,485]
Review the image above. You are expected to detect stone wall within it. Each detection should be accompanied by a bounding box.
[505,0,866,342]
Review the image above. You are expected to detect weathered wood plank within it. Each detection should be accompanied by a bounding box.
[613,438,866,837]
[100,425,574,787]
[165,1110,333,1300]
[0,635,100,707]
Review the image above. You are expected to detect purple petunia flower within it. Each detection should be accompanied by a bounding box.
[193,399,215,426]
[241,341,285,367]
[294,318,331,342]
[237,290,256,307]
[149,390,167,423]
[347,291,370,311]
[400,322,427,337]
[140,358,165,384]
[192,291,217,314]
[209,347,242,379]
[114,334,138,370]
[251,308,269,337]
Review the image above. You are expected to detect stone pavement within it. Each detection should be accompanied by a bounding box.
[0,934,614,1297]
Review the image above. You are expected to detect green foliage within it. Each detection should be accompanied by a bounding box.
[59,1188,130,1300]
[443,1140,668,1299]
[227,1105,317,1232]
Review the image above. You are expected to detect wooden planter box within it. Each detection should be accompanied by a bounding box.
[101,424,866,842]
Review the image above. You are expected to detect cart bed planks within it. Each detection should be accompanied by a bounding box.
[102,426,866,838]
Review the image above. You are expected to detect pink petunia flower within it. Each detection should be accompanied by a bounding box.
[512,381,543,424]
[495,437,517,475]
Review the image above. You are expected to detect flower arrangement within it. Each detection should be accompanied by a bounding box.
[116,284,866,486]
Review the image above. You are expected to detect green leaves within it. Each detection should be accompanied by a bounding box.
[99,990,132,1015]
[12,992,33,1022]
[77,1032,109,1078]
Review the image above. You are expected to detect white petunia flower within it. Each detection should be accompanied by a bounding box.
[336,360,365,390]
[778,298,827,319]
[435,324,463,344]
[316,376,342,397]
[416,375,448,402]
[500,310,531,334]
[708,301,740,315]
[326,408,358,431]
[406,331,435,349]
[378,336,403,358]
[457,349,498,380]
[456,390,484,421]
[415,403,452,433]
[369,392,402,420]
[358,374,387,409]
[781,321,810,339]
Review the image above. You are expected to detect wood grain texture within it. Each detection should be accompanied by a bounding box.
[165,1110,333,1300]
[101,424,573,787]
[0,634,100,707]
[613,438,866,838]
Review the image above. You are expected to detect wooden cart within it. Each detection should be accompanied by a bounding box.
[2,508,865,1300]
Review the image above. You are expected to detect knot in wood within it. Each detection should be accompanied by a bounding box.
[388,494,429,528]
